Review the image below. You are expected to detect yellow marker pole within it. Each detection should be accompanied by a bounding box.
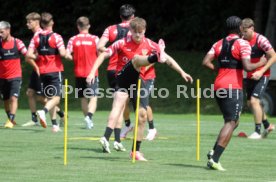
[64,79,68,165]
[132,79,142,163]
[196,79,200,161]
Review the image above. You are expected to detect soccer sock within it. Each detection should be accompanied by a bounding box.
[9,114,15,122]
[262,119,270,129]
[87,112,93,120]
[43,107,49,114]
[57,110,64,118]
[114,128,121,143]
[148,120,154,129]
[255,123,261,134]
[212,145,225,163]
[104,127,113,141]
[132,141,142,151]
[51,119,57,126]
[213,141,218,150]
[32,112,38,123]
[125,119,131,127]
[147,54,158,63]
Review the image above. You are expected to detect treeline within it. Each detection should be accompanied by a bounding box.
[0,0,260,50]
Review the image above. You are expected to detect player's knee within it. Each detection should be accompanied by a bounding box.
[138,108,147,123]
[250,97,260,106]
[26,89,35,97]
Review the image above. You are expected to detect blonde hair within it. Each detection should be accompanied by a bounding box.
[26,12,41,21]
[130,17,146,31]
[240,18,254,29]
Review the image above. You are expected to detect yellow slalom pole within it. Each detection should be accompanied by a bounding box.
[196,79,200,161]
[64,79,68,165]
[132,79,142,163]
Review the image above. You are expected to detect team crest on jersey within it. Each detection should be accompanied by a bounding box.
[142,49,148,55]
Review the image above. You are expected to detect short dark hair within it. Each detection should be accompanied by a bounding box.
[120,4,135,20]
[77,16,90,29]
[226,16,241,34]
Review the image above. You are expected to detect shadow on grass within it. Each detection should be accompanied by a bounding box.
[0,127,44,133]
[165,163,206,169]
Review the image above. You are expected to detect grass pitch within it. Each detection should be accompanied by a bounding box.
[0,110,275,182]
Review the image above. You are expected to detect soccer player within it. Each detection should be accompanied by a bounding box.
[87,17,193,160]
[27,12,67,132]
[0,21,34,128]
[66,16,99,129]
[22,12,65,127]
[240,18,275,139]
[202,16,267,171]
[97,4,135,139]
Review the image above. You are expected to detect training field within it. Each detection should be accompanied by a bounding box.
[0,110,275,182]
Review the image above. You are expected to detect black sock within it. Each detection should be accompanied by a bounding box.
[213,142,218,151]
[114,128,121,143]
[147,54,158,63]
[132,141,142,151]
[32,112,38,123]
[104,127,113,141]
[87,112,93,120]
[57,110,64,118]
[262,119,270,129]
[125,119,131,127]
[212,145,225,163]
[43,108,49,114]
[51,119,57,126]
[9,114,15,122]
[148,120,154,129]
[255,124,261,134]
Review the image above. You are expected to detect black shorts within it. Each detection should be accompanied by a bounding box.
[115,61,144,110]
[215,89,243,122]
[28,70,42,95]
[244,76,269,100]
[107,70,117,91]
[0,77,22,100]
[40,72,63,98]
[75,77,99,98]
[140,79,155,107]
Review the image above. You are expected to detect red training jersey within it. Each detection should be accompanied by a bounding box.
[106,35,160,75]
[246,32,272,78]
[0,37,27,79]
[29,30,64,74]
[101,21,131,70]
[207,34,251,90]
[67,33,99,77]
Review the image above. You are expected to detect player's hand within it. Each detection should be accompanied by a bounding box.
[181,72,193,83]
[86,74,95,85]
[251,70,263,80]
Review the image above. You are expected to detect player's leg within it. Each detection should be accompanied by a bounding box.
[207,89,242,171]
[100,91,128,153]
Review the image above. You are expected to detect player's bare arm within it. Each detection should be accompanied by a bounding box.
[86,52,110,84]
[202,53,216,71]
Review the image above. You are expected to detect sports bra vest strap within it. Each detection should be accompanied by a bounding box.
[217,38,243,69]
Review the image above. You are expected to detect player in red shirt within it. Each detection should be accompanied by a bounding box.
[87,17,193,160]
[202,16,267,171]
[66,16,99,129]
[27,12,67,132]
[0,21,35,128]
[97,4,135,141]
[240,18,275,139]
[22,12,65,127]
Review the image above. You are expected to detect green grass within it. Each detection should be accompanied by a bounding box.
[0,110,275,182]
